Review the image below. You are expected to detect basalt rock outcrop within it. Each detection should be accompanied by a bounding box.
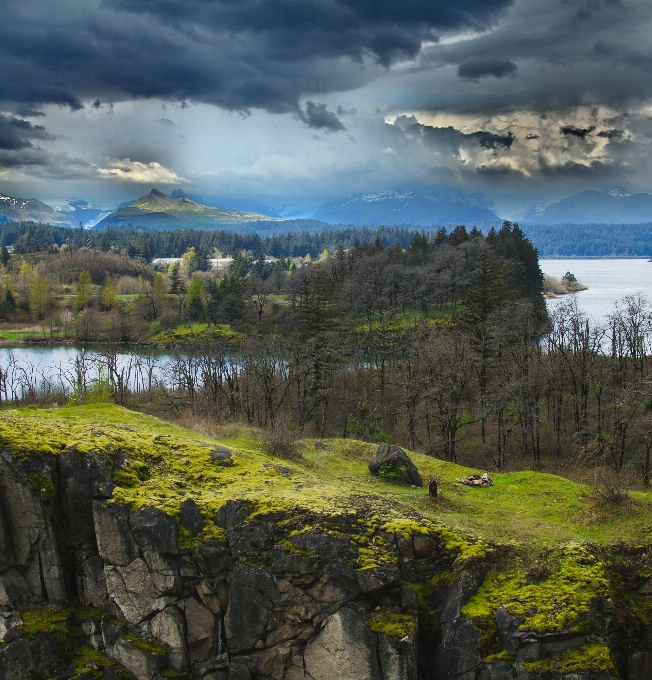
[0,407,650,680]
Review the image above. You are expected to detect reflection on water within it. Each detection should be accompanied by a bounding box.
[0,346,176,401]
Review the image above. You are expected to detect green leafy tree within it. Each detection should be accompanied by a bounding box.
[29,276,51,320]
[101,276,117,310]
[74,270,93,310]
[187,275,206,321]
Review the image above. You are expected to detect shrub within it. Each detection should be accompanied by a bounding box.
[116,275,144,294]
[261,419,302,460]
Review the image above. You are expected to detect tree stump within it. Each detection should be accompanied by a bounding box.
[428,478,438,498]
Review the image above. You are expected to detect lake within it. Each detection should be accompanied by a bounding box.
[0,258,649,397]
[541,258,652,321]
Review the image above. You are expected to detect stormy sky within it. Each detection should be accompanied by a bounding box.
[1,0,652,218]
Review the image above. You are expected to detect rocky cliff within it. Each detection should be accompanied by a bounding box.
[0,405,651,680]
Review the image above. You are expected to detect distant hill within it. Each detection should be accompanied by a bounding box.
[524,189,652,224]
[95,188,281,230]
[312,190,501,225]
[0,193,75,227]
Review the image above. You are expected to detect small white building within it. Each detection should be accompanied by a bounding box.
[151,257,234,271]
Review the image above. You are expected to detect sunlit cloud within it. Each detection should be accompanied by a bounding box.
[97,158,188,184]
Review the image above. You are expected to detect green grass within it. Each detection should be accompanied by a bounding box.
[2,404,651,550]
[150,322,246,344]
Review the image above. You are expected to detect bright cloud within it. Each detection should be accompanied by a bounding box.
[97,159,188,184]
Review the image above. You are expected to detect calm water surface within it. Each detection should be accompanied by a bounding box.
[541,258,652,321]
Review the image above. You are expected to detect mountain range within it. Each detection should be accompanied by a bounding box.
[0,193,76,228]
[95,189,280,230]
[523,188,652,224]
[311,190,501,225]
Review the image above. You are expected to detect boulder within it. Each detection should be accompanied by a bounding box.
[434,571,480,624]
[304,607,382,680]
[289,530,356,561]
[180,499,205,537]
[130,506,178,555]
[210,447,234,467]
[629,651,652,680]
[0,455,67,604]
[356,565,400,593]
[368,444,423,487]
[495,605,522,653]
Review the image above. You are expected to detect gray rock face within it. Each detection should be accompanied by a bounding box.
[199,540,231,574]
[78,555,107,607]
[629,651,652,680]
[0,442,634,680]
[378,633,418,680]
[435,616,482,679]
[356,565,399,593]
[150,606,188,671]
[304,607,382,680]
[307,561,361,603]
[0,453,67,604]
[58,448,95,545]
[0,504,13,571]
[130,506,179,555]
[434,571,480,624]
[93,501,139,567]
[105,637,167,680]
[180,499,205,537]
[225,564,279,653]
[368,443,423,487]
[0,569,31,607]
[227,521,274,558]
[105,557,176,624]
[214,500,252,530]
[184,596,217,661]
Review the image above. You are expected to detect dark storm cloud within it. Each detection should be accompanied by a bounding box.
[394,115,514,154]
[560,125,596,138]
[412,0,652,113]
[0,0,514,115]
[0,114,55,151]
[457,56,518,80]
[300,102,346,132]
[597,129,623,138]
[471,130,515,149]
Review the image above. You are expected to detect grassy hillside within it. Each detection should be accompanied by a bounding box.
[3,403,650,548]
[96,189,282,230]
